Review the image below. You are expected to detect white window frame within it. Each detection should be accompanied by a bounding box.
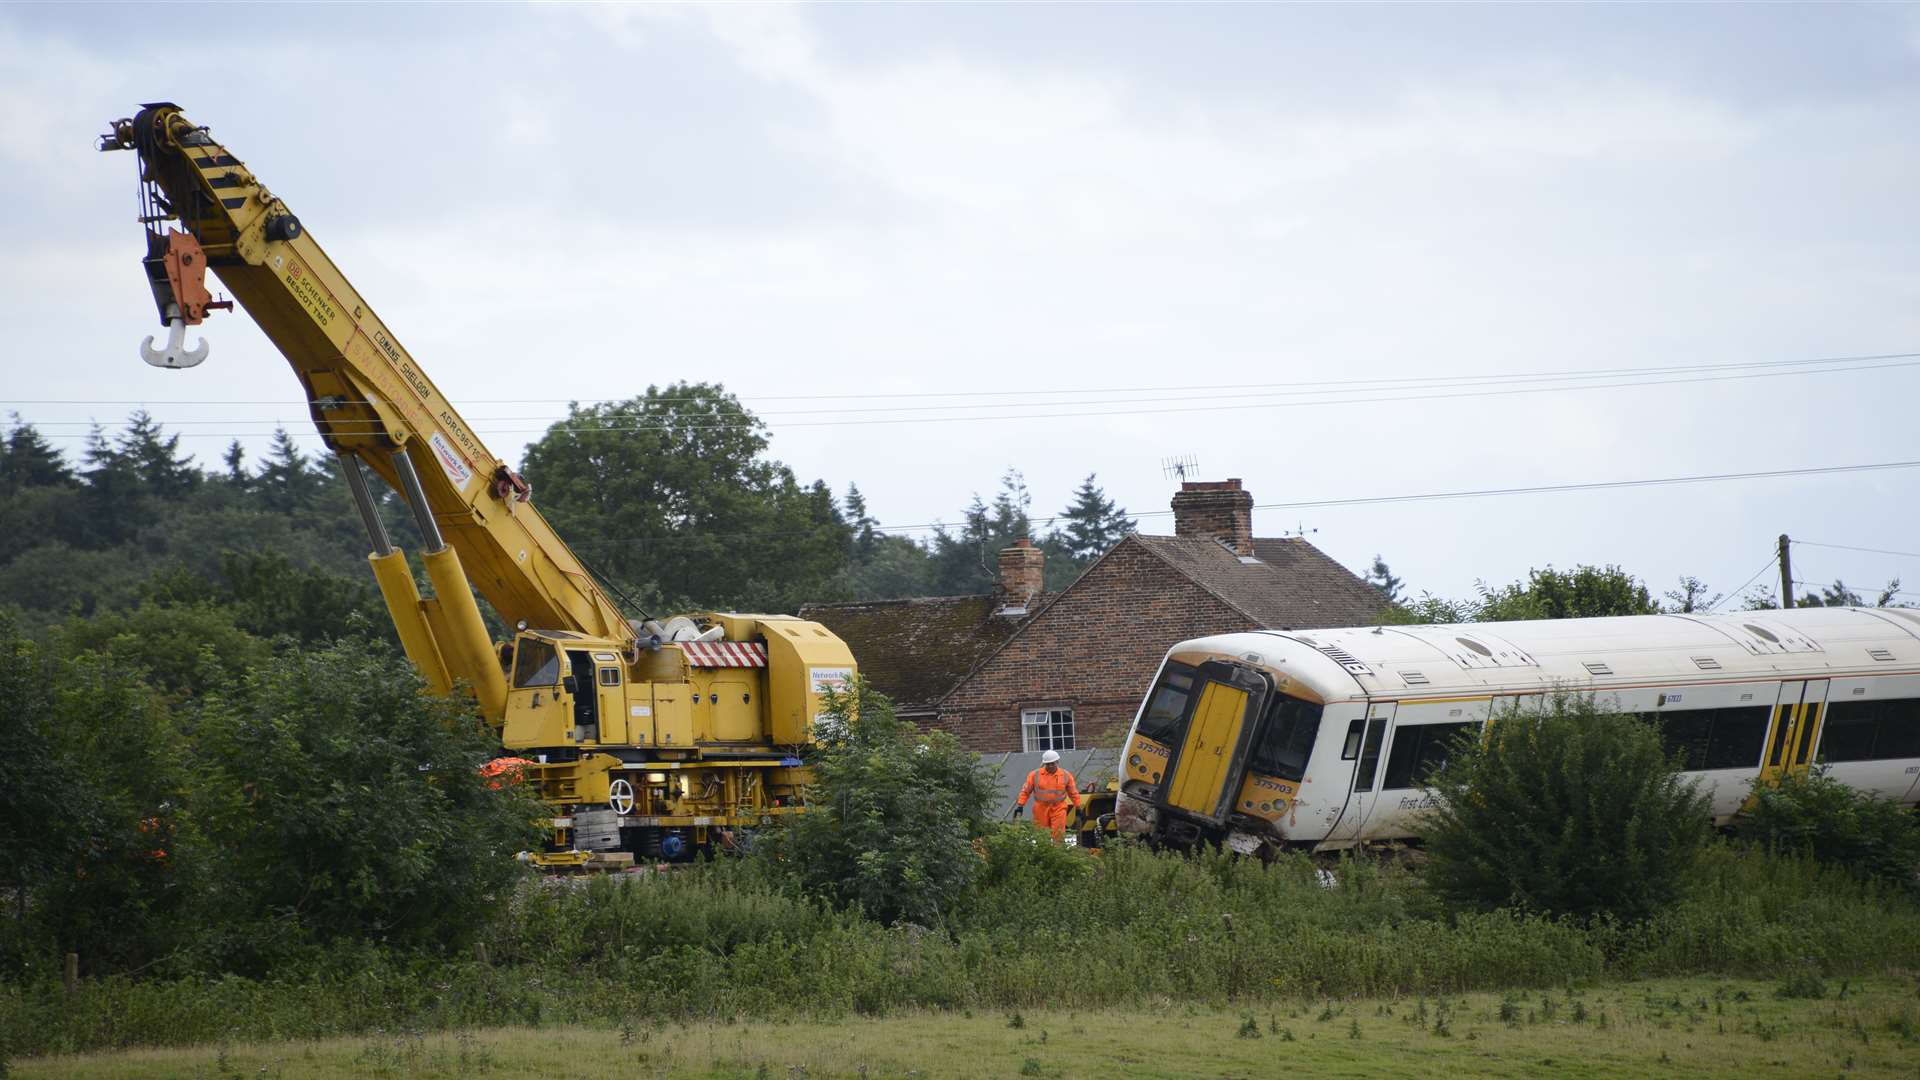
[1021,707,1076,752]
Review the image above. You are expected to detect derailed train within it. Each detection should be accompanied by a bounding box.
[1114,606,1920,855]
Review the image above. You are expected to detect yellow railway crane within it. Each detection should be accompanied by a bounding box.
[99,103,855,867]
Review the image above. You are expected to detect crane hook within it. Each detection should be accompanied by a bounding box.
[139,304,209,369]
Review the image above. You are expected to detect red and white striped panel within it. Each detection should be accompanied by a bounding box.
[681,641,768,668]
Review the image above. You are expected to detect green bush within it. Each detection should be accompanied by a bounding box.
[764,678,996,926]
[189,637,548,967]
[1734,767,1920,892]
[0,622,197,977]
[1420,694,1711,922]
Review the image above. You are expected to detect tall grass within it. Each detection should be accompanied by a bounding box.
[5,840,1917,1058]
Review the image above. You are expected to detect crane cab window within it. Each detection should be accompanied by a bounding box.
[598,667,622,687]
[512,639,561,688]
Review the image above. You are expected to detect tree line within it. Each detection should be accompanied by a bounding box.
[1360,557,1904,623]
[0,385,1139,632]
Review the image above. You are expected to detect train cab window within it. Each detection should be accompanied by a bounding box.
[1248,695,1326,783]
[1341,719,1364,760]
[1821,698,1920,761]
[1135,663,1198,744]
[512,639,561,688]
[1381,722,1477,790]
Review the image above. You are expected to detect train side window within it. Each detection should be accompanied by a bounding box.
[1704,706,1770,769]
[1341,718,1364,760]
[1819,698,1920,762]
[1355,717,1388,790]
[1381,722,1476,789]
[1819,700,1879,761]
[1655,710,1712,772]
[1880,699,1920,758]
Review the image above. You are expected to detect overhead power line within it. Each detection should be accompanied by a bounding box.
[1789,579,1920,602]
[560,458,1920,548]
[1792,540,1920,563]
[13,353,1920,439]
[1708,551,1781,612]
[8,349,1916,409]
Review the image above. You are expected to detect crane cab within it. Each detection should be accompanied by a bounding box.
[501,632,635,751]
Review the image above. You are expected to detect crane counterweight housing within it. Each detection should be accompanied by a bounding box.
[102,103,855,867]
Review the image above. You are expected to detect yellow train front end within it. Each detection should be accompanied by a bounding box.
[1117,650,1323,857]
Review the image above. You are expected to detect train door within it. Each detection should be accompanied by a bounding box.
[1164,665,1267,820]
[1323,702,1393,846]
[1759,679,1829,786]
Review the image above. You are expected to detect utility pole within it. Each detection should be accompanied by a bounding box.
[1777,534,1793,609]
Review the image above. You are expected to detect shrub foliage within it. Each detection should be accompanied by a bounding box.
[1420,694,1711,921]
[769,678,996,926]
[1736,767,1920,892]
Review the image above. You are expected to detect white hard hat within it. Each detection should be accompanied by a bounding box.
[1041,749,1061,764]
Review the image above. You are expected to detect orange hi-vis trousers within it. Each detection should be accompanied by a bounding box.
[1018,767,1080,843]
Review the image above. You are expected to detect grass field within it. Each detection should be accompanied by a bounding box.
[14,975,1919,1079]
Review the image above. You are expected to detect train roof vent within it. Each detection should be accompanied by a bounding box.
[1314,644,1372,676]
[1582,661,1614,676]
[1691,656,1722,671]
[1399,670,1430,686]
[1869,648,1896,662]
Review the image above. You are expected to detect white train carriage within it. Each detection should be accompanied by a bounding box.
[1114,607,1920,854]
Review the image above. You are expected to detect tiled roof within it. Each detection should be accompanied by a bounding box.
[1130,535,1388,630]
[798,594,1040,713]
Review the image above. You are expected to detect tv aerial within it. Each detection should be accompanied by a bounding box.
[1161,454,1200,482]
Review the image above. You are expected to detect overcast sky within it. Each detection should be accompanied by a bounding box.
[6,3,1919,607]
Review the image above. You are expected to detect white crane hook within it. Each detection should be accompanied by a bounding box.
[139,304,209,369]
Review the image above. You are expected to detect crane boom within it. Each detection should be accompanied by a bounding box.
[103,104,629,695]
[102,103,855,867]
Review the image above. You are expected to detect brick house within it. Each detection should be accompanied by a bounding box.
[802,479,1387,752]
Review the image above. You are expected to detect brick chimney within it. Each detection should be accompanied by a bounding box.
[997,537,1045,604]
[1171,478,1255,556]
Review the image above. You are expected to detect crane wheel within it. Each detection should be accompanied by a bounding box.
[265,215,302,242]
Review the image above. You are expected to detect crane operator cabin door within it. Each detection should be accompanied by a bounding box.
[565,649,599,743]
[1165,664,1267,820]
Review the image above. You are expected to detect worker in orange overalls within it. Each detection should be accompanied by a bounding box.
[1013,749,1080,843]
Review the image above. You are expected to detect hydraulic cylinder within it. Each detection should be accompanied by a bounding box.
[369,548,453,696]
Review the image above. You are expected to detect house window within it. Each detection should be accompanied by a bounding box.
[1021,708,1075,752]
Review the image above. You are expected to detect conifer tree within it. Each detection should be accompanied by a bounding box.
[257,428,323,513]
[220,439,251,491]
[1,415,73,491]
[1051,473,1135,563]
[117,410,199,498]
[80,422,147,546]
[1364,555,1404,604]
[930,469,1033,595]
[844,482,879,559]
